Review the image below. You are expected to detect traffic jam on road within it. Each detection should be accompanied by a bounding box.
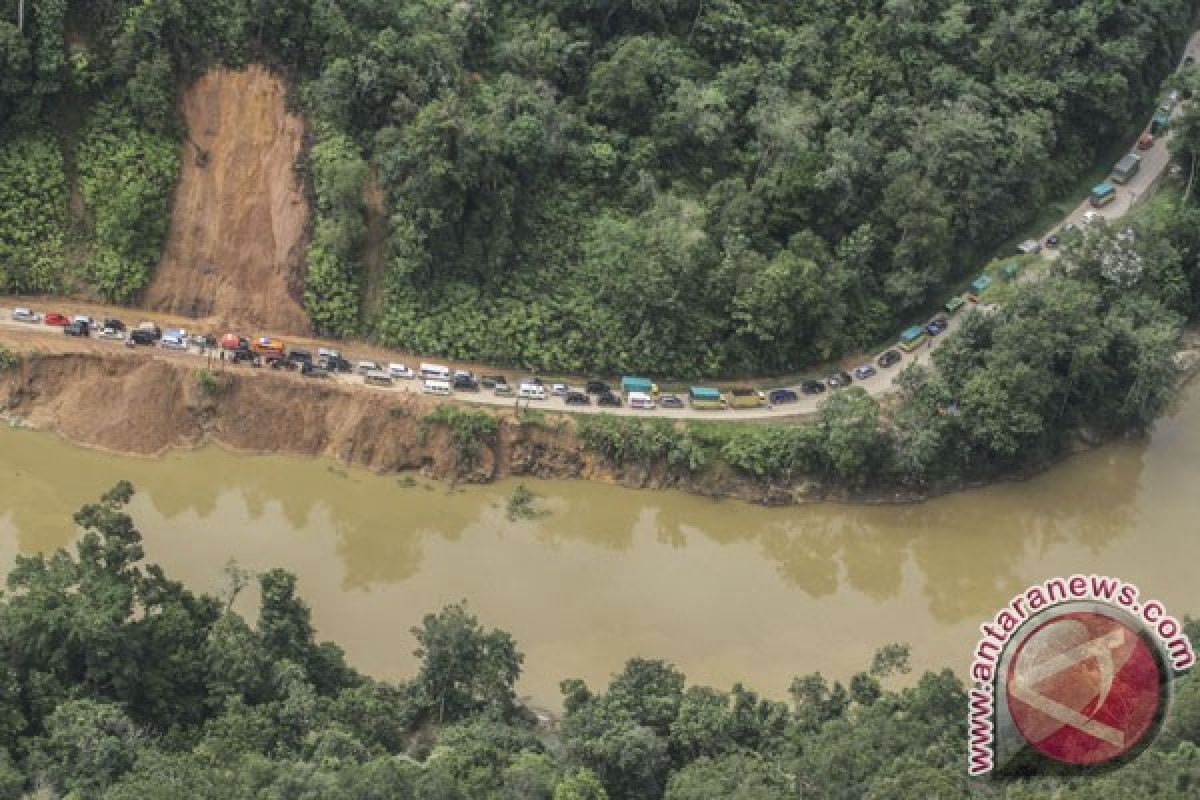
[3,303,964,415]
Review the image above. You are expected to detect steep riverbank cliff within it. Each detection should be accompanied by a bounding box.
[2,336,1198,506]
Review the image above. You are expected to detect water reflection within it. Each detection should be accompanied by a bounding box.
[0,381,1196,706]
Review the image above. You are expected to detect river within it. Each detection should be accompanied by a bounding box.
[2,384,1199,708]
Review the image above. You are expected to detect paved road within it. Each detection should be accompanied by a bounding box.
[1,33,1194,422]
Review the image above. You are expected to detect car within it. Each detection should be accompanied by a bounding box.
[551,383,569,396]
[135,322,162,340]
[356,360,381,375]
[1017,239,1041,255]
[73,315,97,329]
[11,308,39,323]
[660,393,685,408]
[63,321,89,336]
[854,365,877,380]
[801,380,826,395]
[44,312,68,326]
[387,363,414,379]
[480,375,503,389]
[364,370,393,386]
[320,354,352,373]
[565,391,590,406]
[454,369,475,381]
[1082,210,1101,225]
[768,388,798,405]
[877,349,902,368]
[104,318,126,332]
[925,320,946,336]
[286,349,314,369]
[453,374,480,391]
[522,376,544,386]
[301,363,331,378]
[231,348,257,364]
[827,371,853,389]
[494,382,514,397]
[1186,55,1196,67]
[130,329,157,345]
[98,327,125,341]
[586,380,610,394]
[1044,234,1059,248]
[597,391,622,407]
[1138,132,1155,150]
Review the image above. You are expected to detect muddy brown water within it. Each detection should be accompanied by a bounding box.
[2,384,1199,708]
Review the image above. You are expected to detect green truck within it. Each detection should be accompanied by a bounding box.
[1111,153,1141,185]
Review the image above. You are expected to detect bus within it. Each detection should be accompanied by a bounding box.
[899,325,927,352]
[1090,182,1117,207]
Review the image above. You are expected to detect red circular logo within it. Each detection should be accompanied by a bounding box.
[1005,611,1162,765]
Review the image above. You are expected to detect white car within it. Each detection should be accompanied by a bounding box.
[98,327,125,341]
[357,360,380,375]
[388,363,414,379]
[552,383,569,396]
[1082,210,1102,225]
[11,308,39,323]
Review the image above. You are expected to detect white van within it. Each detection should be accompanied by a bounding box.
[423,379,451,395]
[357,360,381,375]
[518,383,547,400]
[388,363,414,379]
[628,391,656,410]
[420,363,451,379]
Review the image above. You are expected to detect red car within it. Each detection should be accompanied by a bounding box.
[1138,132,1155,150]
[43,312,68,326]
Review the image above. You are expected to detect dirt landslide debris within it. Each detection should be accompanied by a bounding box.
[144,66,311,334]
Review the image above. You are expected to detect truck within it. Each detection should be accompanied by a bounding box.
[1090,182,1116,208]
[1111,153,1141,184]
[688,387,725,410]
[1151,111,1171,136]
[899,325,928,352]
[725,387,766,409]
[621,376,658,395]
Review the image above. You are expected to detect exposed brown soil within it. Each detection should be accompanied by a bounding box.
[143,66,311,334]
[0,345,793,502]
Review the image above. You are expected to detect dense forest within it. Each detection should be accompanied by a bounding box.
[0,0,1197,375]
[0,484,1190,798]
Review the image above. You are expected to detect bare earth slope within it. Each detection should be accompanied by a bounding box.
[144,66,310,333]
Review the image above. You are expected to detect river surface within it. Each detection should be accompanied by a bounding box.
[2,385,1199,707]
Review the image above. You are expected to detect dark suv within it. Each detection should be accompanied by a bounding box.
[286,349,313,370]
[63,321,89,337]
[103,318,126,332]
[130,329,157,345]
[597,391,622,407]
[565,391,590,406]
[877,349,902,368]
[453,374,480,391]
[586,380,610,394]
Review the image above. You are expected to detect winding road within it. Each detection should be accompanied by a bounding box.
[2,33,1196,421]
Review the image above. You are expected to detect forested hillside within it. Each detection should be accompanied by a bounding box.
[0,0,1195,375]
[0,484,1196,798]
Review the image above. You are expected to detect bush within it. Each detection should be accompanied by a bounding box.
[420,406,500,467]
[0,135,67,293]
[75,103,179,301]
[0,346,16,372]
